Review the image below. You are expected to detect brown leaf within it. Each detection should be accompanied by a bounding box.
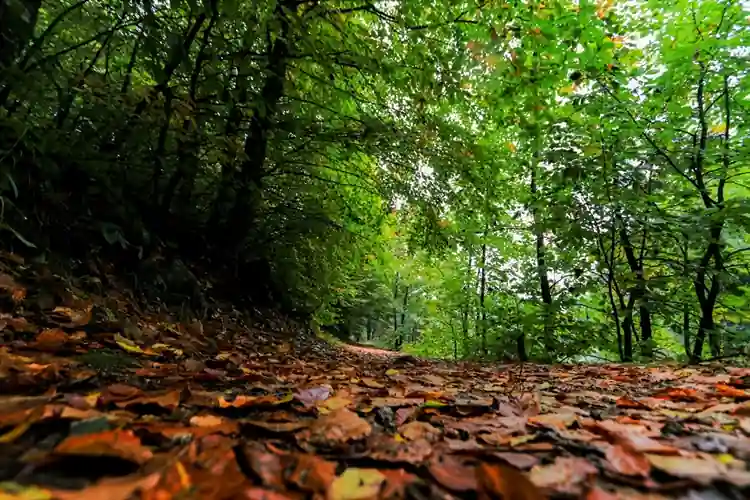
[286,454,337,493]
[399,421,440,441]
[50,305,92,327]
[493,452,540,470]
[361,377,385,389]
[115,390,182,411]
[53,429,153,464]
[604,444,650,476]
[300,408,371,447]
[368,434,433,464]
[528,412,577,430]
[99,384,143,405]
[33,328,70,349]
[428,455,478,492]
[529,457,597,495]
[244,420,310,433]
[0,273,25,303]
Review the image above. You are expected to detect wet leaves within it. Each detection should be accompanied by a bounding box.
[3,284,750,500]
[52,429,154,464]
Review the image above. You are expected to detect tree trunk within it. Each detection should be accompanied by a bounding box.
[393,272,400,349]
[621,294,635,362]
[692,227,723,361]
[530,164,553,354]
[398,285,409,348]
[479,238,487,356]
[618,218,652,358]
[0,0,44,106]
[221,0,294,252]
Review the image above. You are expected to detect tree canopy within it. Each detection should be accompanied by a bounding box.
[1,0,749,363]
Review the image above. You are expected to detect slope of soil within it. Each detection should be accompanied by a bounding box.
[0,262,750,499]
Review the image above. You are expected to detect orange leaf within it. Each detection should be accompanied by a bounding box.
[716,384,750,399]
[54,429,153,464]
[34,328,70,348]
[477,462,545,500]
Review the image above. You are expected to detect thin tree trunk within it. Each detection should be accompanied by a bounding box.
[515,299,527,361]
[479,236,487,356]
[618,215,652,358]
[393,272,400,349]
[530,161,553,354]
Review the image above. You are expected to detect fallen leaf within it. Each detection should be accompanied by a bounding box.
[528,412,577,429]
[219,392,293,408]
[113,334,146,355]
[529,457,597,495]
[399,421,440,441]
[604,444,650,476]
[0,405,44,444]
[327,468,385,500]
[33,329,70,348]
[300,408,371,447]
[428,455,478,492]
[244,420,309,433]
[286,454,337,493]
[295,386,331,406]
[477,462,545,500]
[646,455,725,485]
[50,305,92,327]
[0,481,52,500]
[317,396,353,414]
[49,473,160,500]
[116,390,181,411]
[361,377,385,389]
[53,429,153,464]
[492,452,540,470]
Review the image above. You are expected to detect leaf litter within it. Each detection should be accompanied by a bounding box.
[0,269,750,498]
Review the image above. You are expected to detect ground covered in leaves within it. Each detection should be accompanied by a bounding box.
[1,263,750,499]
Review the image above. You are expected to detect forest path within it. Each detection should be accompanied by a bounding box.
[0,273,749,499]
[340,341,406,358]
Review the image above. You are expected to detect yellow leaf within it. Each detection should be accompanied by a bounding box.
[385,369,399,376]
[318,396,352,414]
[327,469,385,500]
[710,124,727,134]
[507,142,517,153]
[114,334,144,355]
[0,482,52,500]
[0,406,44,444]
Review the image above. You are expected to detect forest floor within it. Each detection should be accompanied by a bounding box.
[1,258,750,499]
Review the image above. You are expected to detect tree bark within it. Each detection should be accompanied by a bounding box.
[220,0,295,251]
